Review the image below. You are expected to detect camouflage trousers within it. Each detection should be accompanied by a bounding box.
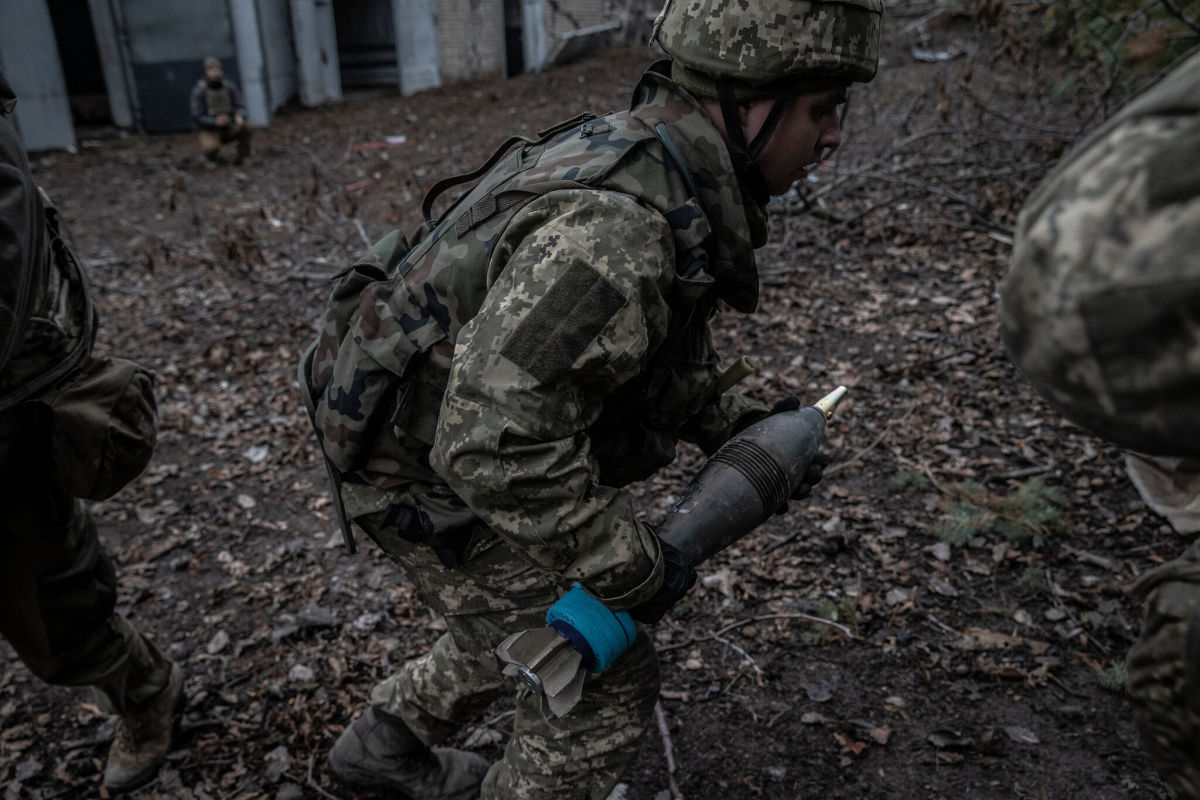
[1127,536,1200,800]
[358,511,661,800]
[0,460,173,713]
[199,125,251,162]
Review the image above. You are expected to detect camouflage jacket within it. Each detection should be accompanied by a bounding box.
[0,68,93,415]
[311,64,769,607]
[1000,49,1200,458]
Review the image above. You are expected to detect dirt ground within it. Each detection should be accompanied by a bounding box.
[1,4,1186,799]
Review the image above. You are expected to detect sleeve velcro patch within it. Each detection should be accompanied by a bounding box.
[501,262,626,384]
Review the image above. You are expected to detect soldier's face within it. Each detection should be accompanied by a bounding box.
[206,65,223,82]
[747,86,847,195]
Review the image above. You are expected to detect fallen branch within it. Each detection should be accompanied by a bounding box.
[654,700,685,800]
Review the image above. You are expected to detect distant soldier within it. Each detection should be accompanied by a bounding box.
[0,67,182,792]
[190,56,251,165]
[301,1,879,797]
[999,48,1200,800]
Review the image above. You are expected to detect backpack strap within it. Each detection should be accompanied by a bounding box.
[298,342,357,554]
[0,190,95,412]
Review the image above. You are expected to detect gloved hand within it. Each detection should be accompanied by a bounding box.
[629,539,697,624]
[784,451,831,508]
[732,395,832,512]
[731,394,803,436]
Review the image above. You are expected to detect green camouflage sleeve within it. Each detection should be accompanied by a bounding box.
[430,189,675,609]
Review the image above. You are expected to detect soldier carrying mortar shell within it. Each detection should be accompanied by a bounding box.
[299,2,882,797]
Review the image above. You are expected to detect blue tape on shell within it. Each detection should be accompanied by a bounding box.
[545,583,637,673]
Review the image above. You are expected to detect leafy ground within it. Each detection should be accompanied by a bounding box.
[2,4,1191,799]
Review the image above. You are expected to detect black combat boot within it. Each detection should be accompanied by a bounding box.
[328,707,488,800]
[1126,538,1200,799]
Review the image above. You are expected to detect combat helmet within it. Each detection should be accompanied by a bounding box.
[999,49,1200,460]
[651,0,883,200]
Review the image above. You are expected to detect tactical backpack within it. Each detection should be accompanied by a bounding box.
[0,86,158,499]
[0,187,94,412]
[300,99,733,550]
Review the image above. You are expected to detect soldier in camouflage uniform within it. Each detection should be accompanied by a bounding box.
[0,67,182,793]
[190,56,251,165]
[999,48,1200,800]
[306,2,882,798]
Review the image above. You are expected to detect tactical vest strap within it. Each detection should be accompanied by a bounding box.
[654,122,701,201]
[422,133,533,226]
[422,112,598,226]
[453,179,591,238]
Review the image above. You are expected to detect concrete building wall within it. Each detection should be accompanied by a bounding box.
[88,0,136,129]
[544,0,608,40]
[394,0,441,95]
[290,0,342,106]
[257,0,298,113]
[232,2,271,127]
[437,0,506,83]
[0,0,75,150]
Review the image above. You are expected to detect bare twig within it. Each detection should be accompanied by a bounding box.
[484,709,517,727]
[713,635,765,677]
[993,463,1055,481]
[827,401,917,476]
[284,766,343,800]
[856,171,1014,235]
[926,612,960,636]
[659,612,856,654]
[1158,0,1200,32]
[654,700,685,800]
[352,218,372,248]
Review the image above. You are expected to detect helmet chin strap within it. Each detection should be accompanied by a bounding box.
[717,80,798,206]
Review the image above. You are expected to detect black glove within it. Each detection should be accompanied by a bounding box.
[731,394,802,436]
[788,451,831,503]
[629,539,697,625]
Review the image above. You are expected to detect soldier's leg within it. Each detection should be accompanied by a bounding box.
[329,513,509,798]
[198,130,221,162]
[364,596,659,800]
[1126,536,1200,799]
[0,483,173,711]
[339,502,658,797]
[481,629,660,800]
[369,622,510,744]
[352,510,533,742]
[382,536,659,799]
[234,126,251,163]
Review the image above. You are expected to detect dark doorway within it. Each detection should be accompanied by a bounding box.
[334,0,398,89]
[504,0,524,77]
[46,0,111,124]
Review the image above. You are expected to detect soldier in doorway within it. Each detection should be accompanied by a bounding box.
[190,55,251,166]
